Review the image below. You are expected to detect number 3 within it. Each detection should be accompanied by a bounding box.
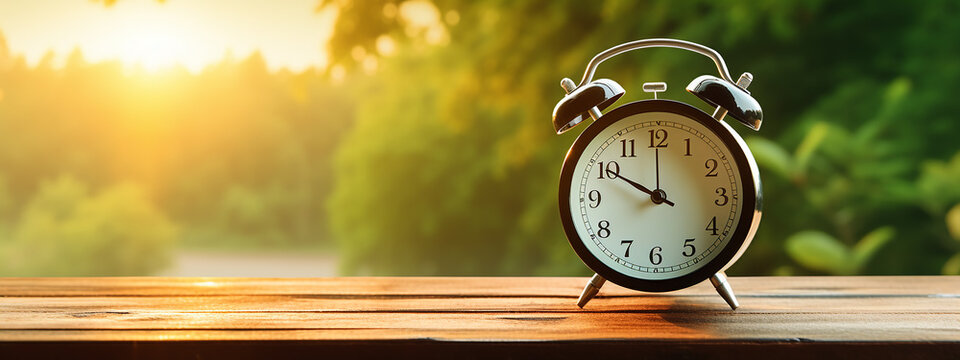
[715,187,728,206]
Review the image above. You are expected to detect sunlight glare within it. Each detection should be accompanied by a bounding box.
[195,281,221,287]
[112,3,207,73]
[0,0,338,73]
[120,25,181,72]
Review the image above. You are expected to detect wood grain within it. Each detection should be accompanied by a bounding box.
[0,276,958,359]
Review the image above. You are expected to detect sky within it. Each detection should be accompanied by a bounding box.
[0,0,337,73]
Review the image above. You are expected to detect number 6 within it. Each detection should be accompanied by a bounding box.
[649,246,662,265]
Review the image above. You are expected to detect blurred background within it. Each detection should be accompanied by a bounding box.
[0,0,958,277]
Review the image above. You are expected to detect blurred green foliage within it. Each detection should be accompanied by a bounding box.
[324,0,960,275]
[0,176,175,275]
[785,227,894,275]
[1,0,958,276]
[0,36,352,274]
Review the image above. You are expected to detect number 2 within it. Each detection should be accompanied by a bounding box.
[705,159,718,177]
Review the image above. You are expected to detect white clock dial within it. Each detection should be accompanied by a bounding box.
[568,111,744,280]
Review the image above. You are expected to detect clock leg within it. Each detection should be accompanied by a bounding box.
[710,271,740,310]
[577,273,606,308]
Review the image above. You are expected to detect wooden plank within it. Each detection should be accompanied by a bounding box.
[0,277,958,359]
[3,294,959,313]
[1,276,955,296]
[2,311,959,341]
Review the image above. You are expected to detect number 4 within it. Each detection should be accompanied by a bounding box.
[706,216,718,236]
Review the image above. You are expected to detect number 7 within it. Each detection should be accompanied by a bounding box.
[621,240,633,257]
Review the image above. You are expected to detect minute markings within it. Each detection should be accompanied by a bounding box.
[579,119,739,273]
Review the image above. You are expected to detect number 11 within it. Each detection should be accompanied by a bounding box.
[620,139,636,157]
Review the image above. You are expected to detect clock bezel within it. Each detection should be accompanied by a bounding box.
[559,99,760,292]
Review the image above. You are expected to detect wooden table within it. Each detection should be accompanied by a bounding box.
[1,276,958,359]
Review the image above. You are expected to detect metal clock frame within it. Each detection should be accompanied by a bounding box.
[553,38,764,309]
[558,100,762,298]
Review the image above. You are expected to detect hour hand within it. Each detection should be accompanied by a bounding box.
[609,171,675,207]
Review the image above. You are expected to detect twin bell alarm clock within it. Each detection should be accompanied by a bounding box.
[552,39,763,309]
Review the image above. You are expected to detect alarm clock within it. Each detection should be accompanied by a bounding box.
[552,39,763,310]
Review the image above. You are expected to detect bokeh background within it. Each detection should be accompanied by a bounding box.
[0,0,958,277]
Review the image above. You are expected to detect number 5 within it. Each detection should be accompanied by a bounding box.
[683,238,696,257]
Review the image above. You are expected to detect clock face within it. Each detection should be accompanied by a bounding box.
[559,100,758,292]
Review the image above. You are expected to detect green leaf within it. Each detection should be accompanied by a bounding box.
[916,153,960,214]
[745,136,792,179]
[785,231,853,275]
[947,204,960,242]
[852,226,894,267]
[771,265,795,276]
[943,253,960,275]
[883,77,911,105]
[794,122,830,173]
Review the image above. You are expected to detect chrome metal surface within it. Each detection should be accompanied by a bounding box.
[688,74,763,130]
[736,72,753,89]
[710,272,740,310]
[561,78,603,121]
[642,82,667,100]
[710,73,758,128]
[559,78,577,93]
[552,78,625,134]
[642,82,668,93]
[578,38,737,88]
[577,273,606,308]
[717,117,763,271]
[712,73,750,120]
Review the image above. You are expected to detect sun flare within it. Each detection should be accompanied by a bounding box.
[0,0,336,73]
[113,6,205,72]
[119,23,182,72]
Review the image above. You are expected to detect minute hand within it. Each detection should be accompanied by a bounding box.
[613,173,675,207]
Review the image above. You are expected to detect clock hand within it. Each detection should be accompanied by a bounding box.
[608,170,675,206]
[655,148,660,190]
[610,170,654,196]
[650,147,676,206]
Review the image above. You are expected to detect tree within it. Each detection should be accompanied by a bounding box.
[2,177,176,276]
[326,0,960,275]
